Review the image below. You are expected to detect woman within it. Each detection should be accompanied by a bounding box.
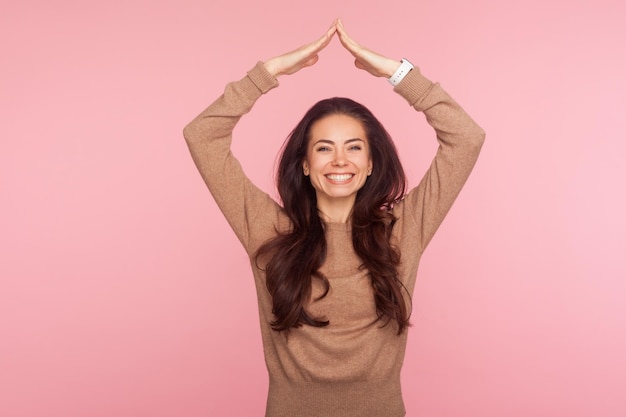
[184,19,484,417]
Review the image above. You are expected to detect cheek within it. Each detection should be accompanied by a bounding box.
[361,155,373,171]
[307,154,327,171]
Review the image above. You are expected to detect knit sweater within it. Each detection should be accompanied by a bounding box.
[184,61,485,417]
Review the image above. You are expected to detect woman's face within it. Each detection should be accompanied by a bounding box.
[303,114,373,210]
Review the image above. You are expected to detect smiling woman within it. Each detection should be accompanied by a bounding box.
[183,18,484,417]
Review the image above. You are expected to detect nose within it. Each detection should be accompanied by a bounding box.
[332,149,347,166]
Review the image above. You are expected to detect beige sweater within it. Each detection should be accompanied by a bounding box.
[184,62,485,417]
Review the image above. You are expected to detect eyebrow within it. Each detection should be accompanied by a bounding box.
[312,138,365,146]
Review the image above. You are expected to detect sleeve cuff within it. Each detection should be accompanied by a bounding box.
[247,61,279,94]
[393,67,435,110]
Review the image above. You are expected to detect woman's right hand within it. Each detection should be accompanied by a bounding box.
[263,20,337,78]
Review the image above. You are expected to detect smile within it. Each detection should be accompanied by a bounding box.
[325,174,354,182]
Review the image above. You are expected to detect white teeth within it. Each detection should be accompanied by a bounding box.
[326,174,353,181]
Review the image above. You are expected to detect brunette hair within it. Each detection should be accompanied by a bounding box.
[255,97,410,334]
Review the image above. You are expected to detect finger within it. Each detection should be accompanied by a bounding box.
[336,19,348,43]
[336,18,353,43]
[336,19,359,54]
[327,18,339,36]
[337,17,346,32]
[313,21,337,51]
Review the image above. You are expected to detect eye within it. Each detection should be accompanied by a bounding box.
[348,145,362,151]
[316,146,331,152]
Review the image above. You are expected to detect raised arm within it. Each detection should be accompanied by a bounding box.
[183,22,338,254]
[337,20,485,250]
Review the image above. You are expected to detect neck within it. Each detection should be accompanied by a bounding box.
[316,197,356,223]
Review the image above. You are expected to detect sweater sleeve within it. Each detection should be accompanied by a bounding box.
[393,67,485,251]
[183,62,283,254]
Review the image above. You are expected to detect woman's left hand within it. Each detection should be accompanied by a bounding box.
[336,19,402,78]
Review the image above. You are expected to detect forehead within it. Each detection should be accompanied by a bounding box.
[309,114,367,142]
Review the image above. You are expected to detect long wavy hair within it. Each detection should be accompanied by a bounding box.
[255,97,410,334]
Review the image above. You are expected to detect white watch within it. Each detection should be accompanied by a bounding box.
[388,58,414,86]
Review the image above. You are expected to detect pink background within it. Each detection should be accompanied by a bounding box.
[2,0,625,416]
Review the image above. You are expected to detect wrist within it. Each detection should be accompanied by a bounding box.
[384,60,403,78]
[388,58,414,86]
[263,59,282,78]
